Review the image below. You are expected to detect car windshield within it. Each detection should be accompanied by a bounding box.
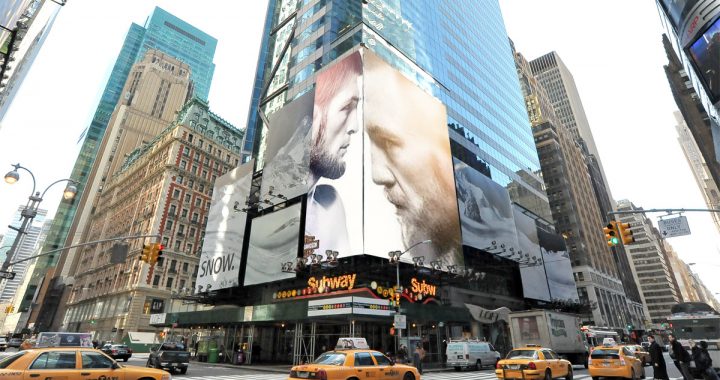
[313,352,346,365]
[506,350,537,359]
[591,349,620,359]
[0,352,26,368]
[161,343,185,351]
[112,345,127,349]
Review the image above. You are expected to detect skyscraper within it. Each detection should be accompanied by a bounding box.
[0,206,47,302]
[515,48,643,328]
[0,0,65,126]
[674,110,720,234]
[164,1,575,366]
[19,7,217,332]
[616,200,681,322]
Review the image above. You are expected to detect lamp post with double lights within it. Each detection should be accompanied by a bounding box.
[388,239,432,357]
[1,163,77,276]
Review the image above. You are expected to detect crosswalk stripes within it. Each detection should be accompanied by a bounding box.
[181,374,285,380]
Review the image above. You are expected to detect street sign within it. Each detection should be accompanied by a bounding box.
[658,216,691,238]
[0,271,16,280]
[394,314,407,329]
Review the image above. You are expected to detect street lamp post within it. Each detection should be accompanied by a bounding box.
[1,163,77,274]
[388,239,432,358]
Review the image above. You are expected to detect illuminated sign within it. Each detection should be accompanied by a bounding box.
[410,278,437,297]
[308,296,392,317]
[307,274,357,292]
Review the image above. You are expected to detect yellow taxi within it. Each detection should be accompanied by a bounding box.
[623,345,651,367]
[588,344,645,380]
[495,344,573,380]
[288,349,420,380]
[0,346,171,380]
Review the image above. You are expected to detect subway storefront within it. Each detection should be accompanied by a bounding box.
[154,267,518,366]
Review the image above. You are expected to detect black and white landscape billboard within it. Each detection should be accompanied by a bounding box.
[454,158,518,253]
[244,203,302,286]
[513,207,551,302]
[260,91,315,202]
[196,159,254,294]
[538,229,579,301]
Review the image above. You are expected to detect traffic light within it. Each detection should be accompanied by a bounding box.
[603,221,619,247]
[147,243,164,266]
[140,244,152,263]
[617,222,635,245]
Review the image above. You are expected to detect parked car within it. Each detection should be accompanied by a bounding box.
[148,342,189,374]
[447,339,501,371]
[7,338,22,348]
[101,343,133,361]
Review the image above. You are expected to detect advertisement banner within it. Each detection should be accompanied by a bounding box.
[688,16,720,101]
[513,207,551,301]
[244,202,302,286]
[195,159,254,294]
[304,51,364,259]
[538,228,579,301]
[454,158,518,252]
[363,50,463,270]
[260,91,314,202]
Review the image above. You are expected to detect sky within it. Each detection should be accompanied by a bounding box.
[499,0,720,297]
[0,1,717,299]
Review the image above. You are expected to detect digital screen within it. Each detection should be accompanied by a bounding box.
[688,16,720,101]
[513,207,551,302]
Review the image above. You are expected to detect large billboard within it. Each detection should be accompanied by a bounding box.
[538,228,579,301]
[195,159,254,294]
[454,158,518,252]
[244,202,302,286]
[363,50,463,269]
[688,16,720,102]
[513,207,551,302]
[304,51,364,258]
[260,91,314,202]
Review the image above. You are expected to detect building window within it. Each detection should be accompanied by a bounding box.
[173,189,180,198]
[182,263,189,272]
[174,241,181,250]
[202,170,208,178]
[189,228,196,237]
[166,278,174,288]
[184,194,191,203]
[186,243,193,253]
[180,160,187,169]
[170,260,177,271]
[179,279,186,290]
[188,134,194,142]
[181,209,188,218]
[192,213,199,222]
[177,175,183,184]
[165,220,173,230]
[192,165,198,174]
[183,147,190,156]
[169,205,176,215]
[178,225,185,234]
[199,184,205,192]
[162,237,169,246]
[195,199,201,207]
[188,179,194,189]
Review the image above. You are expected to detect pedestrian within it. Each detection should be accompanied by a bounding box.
[669,334,693,380]
[648,336,669,380]
[412,343,426,375]
[693,340,719,380]
[397,344,408,364]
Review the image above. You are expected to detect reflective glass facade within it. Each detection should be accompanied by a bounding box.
[246,0,548,214]
[20,8,216,315]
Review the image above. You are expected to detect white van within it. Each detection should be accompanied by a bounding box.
[446,339,501,371]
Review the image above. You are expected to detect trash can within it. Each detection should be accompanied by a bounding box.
[208,347,218,363]
[236,350,245,365]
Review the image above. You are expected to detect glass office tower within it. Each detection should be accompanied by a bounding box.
[19,7,217,328]
[247,0,548,215]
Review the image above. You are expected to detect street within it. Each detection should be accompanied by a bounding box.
[122,353,687,380]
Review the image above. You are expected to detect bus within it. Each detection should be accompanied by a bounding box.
[668,302,719,371]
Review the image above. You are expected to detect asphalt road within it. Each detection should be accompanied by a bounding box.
[123,352,689,380]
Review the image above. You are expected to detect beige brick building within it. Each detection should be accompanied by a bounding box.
[61,99,244,342]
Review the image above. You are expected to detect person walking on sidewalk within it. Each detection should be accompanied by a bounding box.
[648,336,669,380]
[669,334,693,380]
[412,343,426,375]
[693,340,719,380]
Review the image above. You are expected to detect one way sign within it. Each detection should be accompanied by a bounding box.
[658,216,691,238]
[0,271,16,280]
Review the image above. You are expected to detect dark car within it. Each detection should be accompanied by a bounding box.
[101,343,133,361]
[7,338,22,348]
[148,342,189,374]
